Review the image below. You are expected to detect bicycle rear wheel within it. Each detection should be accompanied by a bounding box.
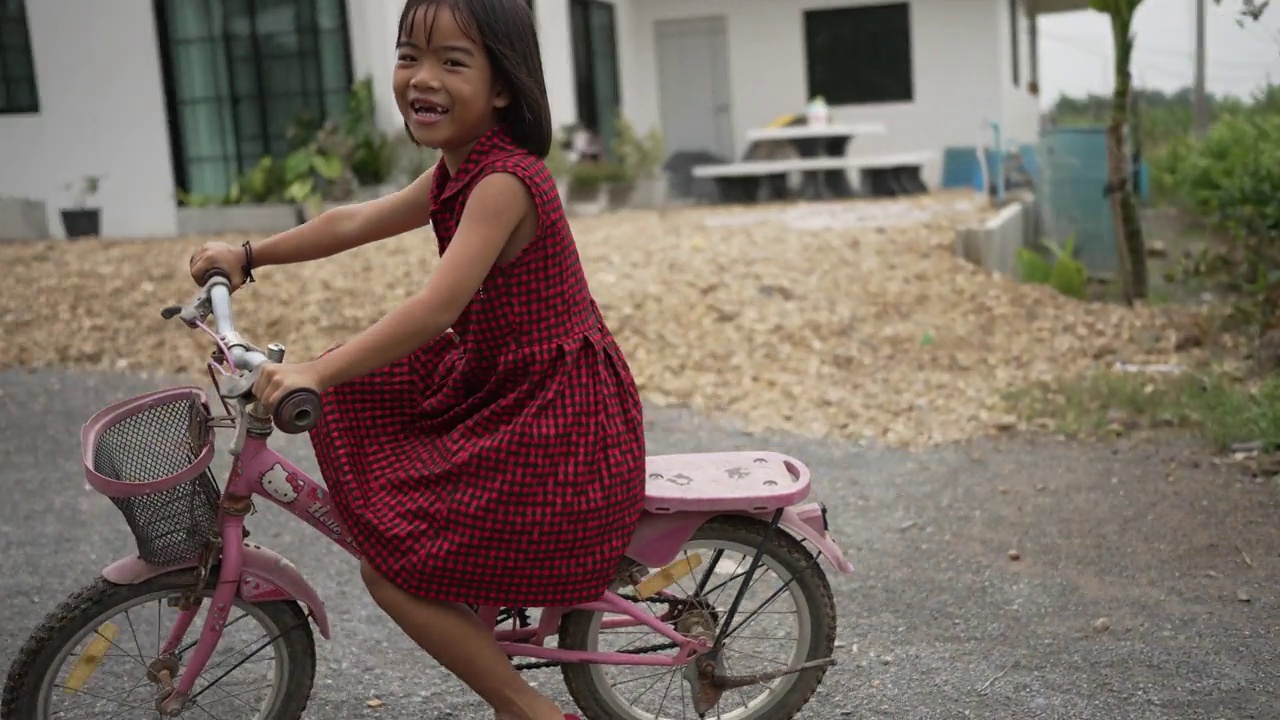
[2,568,316,719]
[558,515,838,720]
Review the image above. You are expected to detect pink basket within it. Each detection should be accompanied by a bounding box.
[81,387,221,566]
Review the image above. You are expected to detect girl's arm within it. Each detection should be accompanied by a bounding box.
[310,172,533,388]
[251,163,439,268]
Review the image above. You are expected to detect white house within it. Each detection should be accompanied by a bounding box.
[0,0,1086,239]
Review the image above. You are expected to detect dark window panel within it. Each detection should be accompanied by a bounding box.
[803,3,914,106]
[156,0,354,197]
[0,2,39,114]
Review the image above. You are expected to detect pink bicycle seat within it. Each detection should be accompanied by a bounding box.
[643,451,812,514]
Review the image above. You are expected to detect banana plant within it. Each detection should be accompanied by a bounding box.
[1088,0,1148,304]
[1215,0,1270,21]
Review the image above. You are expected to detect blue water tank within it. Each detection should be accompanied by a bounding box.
[1038,126,1119,276]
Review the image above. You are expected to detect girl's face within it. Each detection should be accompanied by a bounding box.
[393,3,509,155]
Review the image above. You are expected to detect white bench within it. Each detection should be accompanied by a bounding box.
[691,151,934,202]
[691,156,866,178]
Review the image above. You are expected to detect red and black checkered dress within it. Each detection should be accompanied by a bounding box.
[308,124,647,608]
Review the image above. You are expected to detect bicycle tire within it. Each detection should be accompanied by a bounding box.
[1,568,317,719]
[558,515,838,720]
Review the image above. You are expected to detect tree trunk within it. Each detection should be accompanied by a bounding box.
[1105,11,1148,304]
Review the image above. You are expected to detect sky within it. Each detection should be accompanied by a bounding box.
[1036,0,1280,108]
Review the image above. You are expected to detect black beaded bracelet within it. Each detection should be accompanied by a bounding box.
[241,240,256,284]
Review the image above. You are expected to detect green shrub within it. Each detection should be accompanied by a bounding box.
[1017,247,1053,283]
[1019,236,1088,299]
[1160,103,1280,335]
[611,115,665,180]
[569,161,630,192]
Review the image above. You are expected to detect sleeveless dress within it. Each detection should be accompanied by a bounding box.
[308,124,648,608]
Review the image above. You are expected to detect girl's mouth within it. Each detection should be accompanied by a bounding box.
[409,98,449,126]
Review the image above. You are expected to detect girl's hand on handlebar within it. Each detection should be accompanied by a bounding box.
[188,241,249,290]
[253,361,329,414]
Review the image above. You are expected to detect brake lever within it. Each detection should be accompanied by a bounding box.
[160,287,212,328]
[218,368,259,401]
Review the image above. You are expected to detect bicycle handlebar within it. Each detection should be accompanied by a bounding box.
[166,269,322,434]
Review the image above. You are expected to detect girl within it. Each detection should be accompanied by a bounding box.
[187,0,646,717]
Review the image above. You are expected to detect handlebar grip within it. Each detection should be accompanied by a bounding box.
[203,268,231,283]
[272,387,322,434]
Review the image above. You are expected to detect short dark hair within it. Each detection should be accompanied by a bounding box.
[398,0,553,158]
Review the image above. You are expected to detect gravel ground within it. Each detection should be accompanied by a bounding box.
[0,193,1202,448]
[1,367,1277,718]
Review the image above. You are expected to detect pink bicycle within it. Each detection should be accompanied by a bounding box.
[2,273,854,719]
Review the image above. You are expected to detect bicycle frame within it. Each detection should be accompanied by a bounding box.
[153,427,711,702]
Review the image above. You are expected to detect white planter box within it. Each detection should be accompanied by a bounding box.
[622,177,669,209]
[177,204,300,236]
[0,196,50,241]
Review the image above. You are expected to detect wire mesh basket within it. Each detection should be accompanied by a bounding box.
[81,387,221,566]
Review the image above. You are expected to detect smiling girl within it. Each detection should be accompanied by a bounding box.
[186,0,646,717]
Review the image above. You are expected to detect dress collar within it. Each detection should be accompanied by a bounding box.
[432,124,521,203]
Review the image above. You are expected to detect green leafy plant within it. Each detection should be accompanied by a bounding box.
[225,156,285,205]
[64,175,102,208]
[1017,247,1053,284]
[611,115,665,180]
[1019,235,1088,299]
[1163,104,1280,336]
[342,77,394,187]
[569,161,630,193]
[182,76,393,208]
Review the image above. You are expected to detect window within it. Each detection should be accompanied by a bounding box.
[154,0,354,199]
[1009,0,1020,87]
[1028,12,1039,93]
[568,0,620,153]
[0,0,39,114]
[803,3,914,106]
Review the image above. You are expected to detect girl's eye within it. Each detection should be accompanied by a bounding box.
[443,58,465,68]
[397,53,415,63]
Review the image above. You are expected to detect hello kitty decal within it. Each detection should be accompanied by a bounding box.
[261,463,305,504]
[254,462,363,556]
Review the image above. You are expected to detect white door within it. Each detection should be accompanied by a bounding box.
[654,16,734,160]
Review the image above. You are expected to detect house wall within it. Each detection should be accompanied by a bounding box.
[998,0,1043,148]
[0,0,582,239]
[533,0,582,130]
[0,0,178,238]
[346,0,405,136]
[619,0,1025,187]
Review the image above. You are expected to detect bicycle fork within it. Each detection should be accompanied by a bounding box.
[152,497,252,716]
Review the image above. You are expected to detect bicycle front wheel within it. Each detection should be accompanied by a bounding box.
[2,568,316,719]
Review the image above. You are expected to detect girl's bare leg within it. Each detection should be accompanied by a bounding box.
[361,562,565,720]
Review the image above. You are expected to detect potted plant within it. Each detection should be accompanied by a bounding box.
[61,175,102,239]
[611,116,667,209]
[568,162,629,201]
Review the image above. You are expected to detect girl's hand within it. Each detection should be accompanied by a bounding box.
[188,241,248,289]
[253,361,329,413]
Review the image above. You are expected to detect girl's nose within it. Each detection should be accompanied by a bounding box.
[410,67,441,91]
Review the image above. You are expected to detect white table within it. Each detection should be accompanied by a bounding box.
[742,122,887,144]
[742,122,889,199]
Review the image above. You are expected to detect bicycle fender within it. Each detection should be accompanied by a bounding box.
[625,504,853,574]
[101,542,332,640]
[767,503,855,574]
